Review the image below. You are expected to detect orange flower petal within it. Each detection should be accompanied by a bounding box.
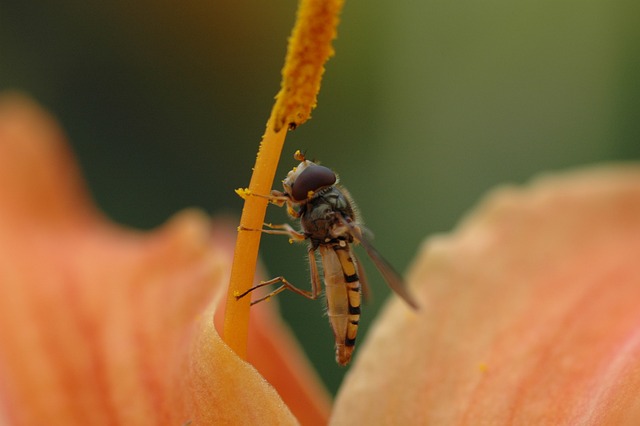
[332,165,640,423]
[0,94,326,425]
[247,301,332,425]
[183,307,299,425]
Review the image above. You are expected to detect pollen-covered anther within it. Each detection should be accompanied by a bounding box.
[271,0,345,131]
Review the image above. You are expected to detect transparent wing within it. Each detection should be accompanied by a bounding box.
[337,214,419,310]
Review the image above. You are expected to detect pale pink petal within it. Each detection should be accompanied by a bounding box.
[332,165,640,424]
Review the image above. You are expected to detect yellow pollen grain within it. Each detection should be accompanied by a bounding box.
[234,187,252,199]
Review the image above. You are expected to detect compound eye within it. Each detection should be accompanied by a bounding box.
[291,165,336,201]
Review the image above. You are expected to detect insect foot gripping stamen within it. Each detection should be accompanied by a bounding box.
[234,187,252,199]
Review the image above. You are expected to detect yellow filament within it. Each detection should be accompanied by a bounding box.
[222,0,345,359]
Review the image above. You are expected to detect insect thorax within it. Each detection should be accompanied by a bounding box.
[299,187,355,248]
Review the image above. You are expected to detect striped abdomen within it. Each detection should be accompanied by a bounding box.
[319,244,361,366]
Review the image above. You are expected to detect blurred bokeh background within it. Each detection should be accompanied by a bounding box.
[1,0,638,395]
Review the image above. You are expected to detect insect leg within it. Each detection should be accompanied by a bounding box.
[236,187,301,218]
[235,275,319,305]
[235,188,289,206]
[238,223,306,242]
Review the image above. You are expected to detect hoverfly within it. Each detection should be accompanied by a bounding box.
[236,150,418,366]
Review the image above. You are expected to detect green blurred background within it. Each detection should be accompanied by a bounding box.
[1,0,638,394]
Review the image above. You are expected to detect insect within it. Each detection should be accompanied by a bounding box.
[236,150,418,366]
